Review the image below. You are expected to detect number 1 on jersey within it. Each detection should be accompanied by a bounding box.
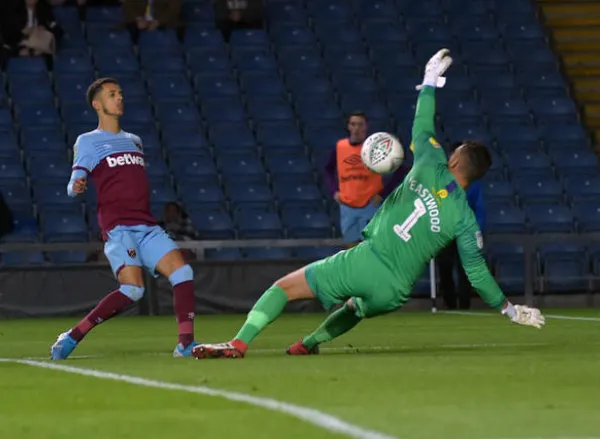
[393,198,427,242]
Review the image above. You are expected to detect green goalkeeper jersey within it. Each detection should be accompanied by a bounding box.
[362,86,506,309]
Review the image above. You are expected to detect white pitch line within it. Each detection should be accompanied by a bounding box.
[441,311,600,322]
[4,358,398,439]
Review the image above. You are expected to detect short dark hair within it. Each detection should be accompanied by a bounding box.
[347,111,368,124]
[458,140,492,183]
[86,78,119,107]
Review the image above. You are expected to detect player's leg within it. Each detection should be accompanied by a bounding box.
[456,259,472,310]
[287,245,404,355]
[192,266,316,359]
[51,228,145,360]
[287,298,362,355]
[437,242,457,310]
[139,225,197,356]
[339,204,361,249]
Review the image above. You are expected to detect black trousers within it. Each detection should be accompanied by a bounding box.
[437,241,472,310]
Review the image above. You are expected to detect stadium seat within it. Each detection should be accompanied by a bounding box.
[486,204,527,233]
[517,178,563,204]
[572,201,600,232]
[204,247,244,261]
[525,204,574,233]
[494,260,525,293]
[189,210,235,239]
[245,246,294,260]
[282,209,332,238]
[544,258,588,293]
[236,211,284,239]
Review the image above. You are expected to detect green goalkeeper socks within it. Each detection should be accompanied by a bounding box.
[234,285,289,345]
[302,303,362,350]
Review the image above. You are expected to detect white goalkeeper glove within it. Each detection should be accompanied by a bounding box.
[502,303,546,329]
[416,48,453,90]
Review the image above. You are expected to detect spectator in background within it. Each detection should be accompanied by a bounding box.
[437,141,486,310]
[159,202,199,260]
[324,112,410,249]
[213,0,264,42]
[0,0,62,59]
[122,0,182,42]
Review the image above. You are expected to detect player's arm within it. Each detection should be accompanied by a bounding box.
[411,49,452,163]
[67,137,97,197]
[456,220,545,329]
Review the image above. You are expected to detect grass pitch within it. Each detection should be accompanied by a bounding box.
[1,310,599,439]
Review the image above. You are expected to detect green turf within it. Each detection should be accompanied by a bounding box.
[1,310,600,439]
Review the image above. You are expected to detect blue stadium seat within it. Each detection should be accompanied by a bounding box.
[247,98,295,122]
[184,28,226,50]
[265,154,313,177]
[139,30,180,50]
[573,201,600,232]
[271,24,316,46]
[194,74,239,98]
[201,98,247,123]
[0,159,27,181]
[544,258,588,292]
[208,124,256,152]
[188,50,231,74]
[552,150,598,173]
[17,105,61,127]
[226,181,273,208]
[147,75,194,101]
[486,204,527,233]
[517,178,563,204]
[482,180,514,205]
[178,181,225,209]
[230,29,271,48]
[6,57,47,76]
[61,104,97,125]
[267,1,308,24]
[1,252,46,266]
[28,157,70,182]
[42,213,88,240]
[506,151,552,172]
[282,209,332,238]
[219,154,265,178]
[232,51,279,72]
[494,260,525,293]
[1,214,39,243]
[529,97,579,124]
[565,176,600,202]
[189,210,235,239]
[87,26,132,48]
[525,204,574,233]
[274,183,323,208]
[155,102,201,125]
[236,211,284,239]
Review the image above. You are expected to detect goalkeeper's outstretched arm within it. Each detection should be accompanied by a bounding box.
[456,226,546,329]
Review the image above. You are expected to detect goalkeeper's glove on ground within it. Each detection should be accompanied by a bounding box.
[416,48,453,90]
[502,302,546,329]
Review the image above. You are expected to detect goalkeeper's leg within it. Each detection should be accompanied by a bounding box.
[287,299,362,355]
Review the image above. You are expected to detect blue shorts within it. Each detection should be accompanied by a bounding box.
[339,202,379,244]
[104,225,179,278]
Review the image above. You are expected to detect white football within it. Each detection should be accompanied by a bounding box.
[361,132,404,174]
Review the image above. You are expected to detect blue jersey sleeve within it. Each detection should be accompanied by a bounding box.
[67,135,98,197]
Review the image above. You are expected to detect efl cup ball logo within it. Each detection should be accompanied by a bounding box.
[369,134,392,166]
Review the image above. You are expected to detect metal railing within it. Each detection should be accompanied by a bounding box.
[1,233,599,306]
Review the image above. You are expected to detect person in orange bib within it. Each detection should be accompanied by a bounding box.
[324,112,410,248]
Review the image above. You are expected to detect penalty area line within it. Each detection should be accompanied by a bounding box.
[2,358,398,439]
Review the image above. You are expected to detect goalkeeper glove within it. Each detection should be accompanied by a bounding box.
[416,48,453,90]
[502,302,546,329]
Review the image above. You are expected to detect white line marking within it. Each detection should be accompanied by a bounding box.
[441,310,600,322]
[4,358,398,439]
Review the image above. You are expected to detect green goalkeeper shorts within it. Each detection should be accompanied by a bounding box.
[304,242,407,318]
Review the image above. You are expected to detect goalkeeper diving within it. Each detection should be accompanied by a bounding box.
[192,49,545,360]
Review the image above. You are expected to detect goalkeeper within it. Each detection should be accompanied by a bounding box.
[192,49,545,360]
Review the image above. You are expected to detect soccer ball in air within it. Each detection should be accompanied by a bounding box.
[361,132,404,174]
